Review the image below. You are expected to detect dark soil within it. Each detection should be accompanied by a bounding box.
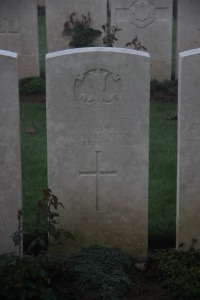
[126,257,172,300]
[21,93,175,299]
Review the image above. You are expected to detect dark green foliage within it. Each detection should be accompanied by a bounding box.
[65,245,132,300]
[125,35,147,51]
[102,23,122,47]
[0,189,74,299]
[154,244,200,299]
[63,12,102,48]
[0,254,57,300]
[151,79,178,97]
[19,77,46,95]
[25,188,74,255]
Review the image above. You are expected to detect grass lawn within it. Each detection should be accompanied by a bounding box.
[149,103,177,246]
[20,101,177,245]
[38,15,47,77]
[20,103,47,228]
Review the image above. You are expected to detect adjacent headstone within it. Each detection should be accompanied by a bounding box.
[0,0,39,78]
[176,0,200,75]
[46,47,150,259]
[177,48,200,250]
[110,0,173,80]
[0,50,22,254]
[46,0,107,52]
[37,0,45,6]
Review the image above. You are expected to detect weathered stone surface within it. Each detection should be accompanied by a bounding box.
[177,48,200,250]
[110,0,173,80]
[46,47,150,259]
[0,0,39,78]
[0,50,22,254]
[177,0,200,75]
[46,0,107,52]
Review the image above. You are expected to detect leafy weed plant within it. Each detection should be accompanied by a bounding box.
[63,12,102,48]
[102,23,122,47]
[125,35,147,51]
[154,242,200,299]
[0,189,74,300]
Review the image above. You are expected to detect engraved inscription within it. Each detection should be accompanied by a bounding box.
[56,119,136,146]
[66,216,135,231]
[0,18,19,50]
[188,122,200,142]
[79,151,117,212]
[129,0,156,28]
[74,66,122,109]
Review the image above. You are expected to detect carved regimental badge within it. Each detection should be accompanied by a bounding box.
[129,0,156,28]
[74,66,122,110]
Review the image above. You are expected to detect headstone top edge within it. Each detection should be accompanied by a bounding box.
[0,49,17,58]
[179,48,200,58]
[46,47,150,59]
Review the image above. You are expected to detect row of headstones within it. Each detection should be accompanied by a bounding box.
[1,46,200,259]
[1,0,200,80]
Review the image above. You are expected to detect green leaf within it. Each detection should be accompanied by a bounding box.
[63,231,74,240]
[47,223,61,240]
[28,240,38,252]
[50,212,59,218]
[11,232,22,247]
[57,202,65,209]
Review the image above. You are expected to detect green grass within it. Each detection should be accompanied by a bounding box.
[20,103,47,227]
[171,16,177,80]
[149,103,177,245]
[21,101,177,244]
[38,15,47,77]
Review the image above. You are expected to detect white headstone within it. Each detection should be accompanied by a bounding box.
[177,0,200,75]
[0,0,39,78]
[46,0,107,52]
[0,50,22,254]
[110,0,173,80]
[46,47,150,259]
[177,48,200,250]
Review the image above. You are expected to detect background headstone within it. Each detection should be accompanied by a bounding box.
[177,48,200,250]
[176,0,200,75]
[0,0,39,78]
[0,50,22,254]
[46,0,107,52]
[37,0,45,6]
[46,47,150,259]
[110,0,173,80]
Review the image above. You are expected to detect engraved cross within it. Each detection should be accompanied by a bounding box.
[79,151,117,212]
[0,18,18,50]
